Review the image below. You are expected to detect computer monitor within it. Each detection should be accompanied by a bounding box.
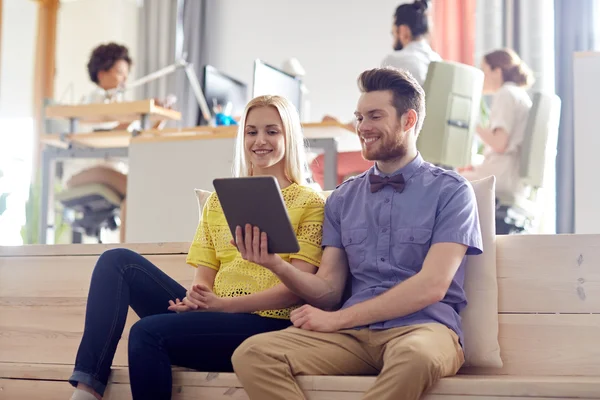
[252,59,302,114]
[197,65,248,125]
[416,61,484,169]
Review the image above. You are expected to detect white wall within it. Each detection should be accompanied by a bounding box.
[54,0,139,104]
[0,0,37,118]
[573,52,600,234]
[207,0,408,122]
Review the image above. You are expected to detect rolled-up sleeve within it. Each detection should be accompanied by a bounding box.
[431,182,483,256]
[321,192,343,249]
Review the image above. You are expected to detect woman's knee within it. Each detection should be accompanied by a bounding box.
[93,248,145,276]
[128,316,163,353]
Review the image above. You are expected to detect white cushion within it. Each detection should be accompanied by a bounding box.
[194,189,213,223]
[461,175,502,368]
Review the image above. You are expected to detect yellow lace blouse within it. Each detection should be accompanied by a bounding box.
[186,183,325,319]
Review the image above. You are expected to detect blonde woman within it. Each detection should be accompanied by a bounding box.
[68,95,325,400]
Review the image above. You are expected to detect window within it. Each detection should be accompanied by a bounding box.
[0,118,34,245]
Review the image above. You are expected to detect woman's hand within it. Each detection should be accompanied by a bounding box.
[168,297,195,313]
[167,284,231,313]
[188,284,231,312]
[167,285,205,312]
[231,224,283,272]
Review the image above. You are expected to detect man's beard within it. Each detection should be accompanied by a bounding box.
[361,130,408,163]
[393,39,404,51]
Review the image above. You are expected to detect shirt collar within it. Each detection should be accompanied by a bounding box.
[371,152,424,182]
[403,39,430,52]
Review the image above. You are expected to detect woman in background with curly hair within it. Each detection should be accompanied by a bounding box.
[83,42,132,106]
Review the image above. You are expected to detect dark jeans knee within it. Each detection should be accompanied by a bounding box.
[128,316,162,356]
[94,248,145,275]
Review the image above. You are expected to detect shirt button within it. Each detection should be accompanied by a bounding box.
[348,238,352,243]
[382,228,387,233]
[409,236,414,241]
[385,199,390,203]
[380,257,385,262]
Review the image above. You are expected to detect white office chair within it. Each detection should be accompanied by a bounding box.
[496,92,561,233]
[417,61,485,169]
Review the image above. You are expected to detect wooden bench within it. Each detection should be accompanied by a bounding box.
[1,234,600,399]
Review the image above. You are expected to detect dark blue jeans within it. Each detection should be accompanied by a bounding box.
[69,248,291,399]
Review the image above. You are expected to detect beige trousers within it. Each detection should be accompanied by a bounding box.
[232,323,463,400]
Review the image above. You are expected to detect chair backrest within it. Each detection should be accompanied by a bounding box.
[519,92,561,189]
[417,61,484,169]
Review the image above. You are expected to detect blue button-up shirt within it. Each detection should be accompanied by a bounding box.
[322,153,483,345]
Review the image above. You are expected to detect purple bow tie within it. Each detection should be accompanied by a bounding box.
[369,173,406,193]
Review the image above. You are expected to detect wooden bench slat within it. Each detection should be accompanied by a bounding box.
[5,379,595,400]
[2,259,600,314]
[0,255,193,298]
[0,379,75,400]
[0,243,190,257]
[2,314,600,376]
[496,234,600,313]
[463,314,600,376]
[4,235,600,313]
[3,363,600,399]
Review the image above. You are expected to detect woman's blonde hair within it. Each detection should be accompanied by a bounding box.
[232,95,309,185]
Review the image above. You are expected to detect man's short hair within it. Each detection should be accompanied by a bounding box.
[357,67,426,133]
[87,42,132,84]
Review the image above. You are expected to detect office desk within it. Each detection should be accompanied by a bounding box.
[125,123,360,243]
[45,99,181,132]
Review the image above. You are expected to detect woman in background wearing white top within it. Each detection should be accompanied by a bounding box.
[381,0,441,86]
[460,48,534,199]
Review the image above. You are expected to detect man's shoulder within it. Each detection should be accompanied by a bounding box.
[419,163,473,200]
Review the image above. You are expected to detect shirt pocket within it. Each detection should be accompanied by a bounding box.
[392,227,433,270]
[341,228,368,267]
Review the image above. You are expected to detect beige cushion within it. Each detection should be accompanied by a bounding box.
[461,175,502,368]
[193,183,501,368]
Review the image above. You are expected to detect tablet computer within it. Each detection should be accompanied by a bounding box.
[212,176,300,254]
